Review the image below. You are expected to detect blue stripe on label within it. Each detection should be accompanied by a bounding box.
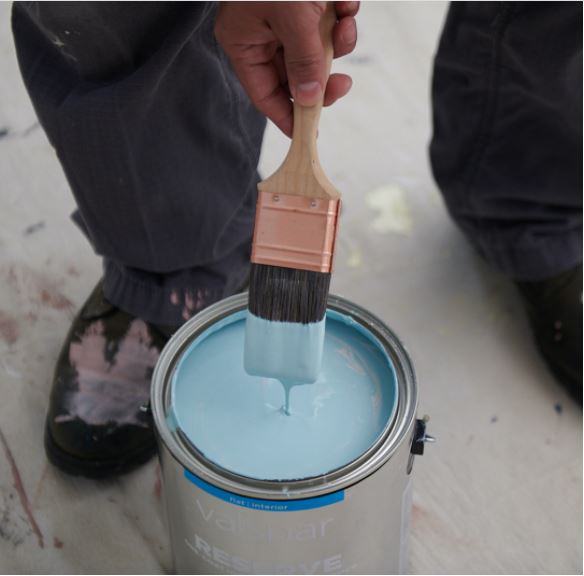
[184,469,344,512]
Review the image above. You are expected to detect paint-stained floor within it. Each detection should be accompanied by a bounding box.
[0,2,582,574]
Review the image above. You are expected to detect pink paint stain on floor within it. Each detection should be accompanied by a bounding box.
[39,287,74,312]
[0,427,44,548]
[0,311,19,345]
[153,463,162,500]
[4,265,76,318]
[55,319,159,427]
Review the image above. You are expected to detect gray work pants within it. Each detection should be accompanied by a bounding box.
[12,2,582,326]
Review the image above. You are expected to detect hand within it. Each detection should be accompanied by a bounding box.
[215,1,359,136]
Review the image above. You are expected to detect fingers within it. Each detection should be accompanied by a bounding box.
[334,1,360,18]
[333,16,357,58]
[281,20,329,107]
[240,61,294,137]
[323,73,352,106]
[215,2,356,137]
[227,42,294,136]
[272,47,289,93]
[282,9,356,106]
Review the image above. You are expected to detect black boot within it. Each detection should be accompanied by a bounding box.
[45,281,172,478]
[516,264,583,405]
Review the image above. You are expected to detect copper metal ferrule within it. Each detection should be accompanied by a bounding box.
[250,191,341,274]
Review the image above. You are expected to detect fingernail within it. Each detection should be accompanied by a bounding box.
[296,81,321,95]
[292,81,323,105]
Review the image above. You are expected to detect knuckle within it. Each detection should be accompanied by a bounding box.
[254,84,284,110]
[308,1,326,18]
[286,52,322,72]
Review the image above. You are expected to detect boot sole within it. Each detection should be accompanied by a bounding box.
[44,422,158,479]
[535,341,583,405]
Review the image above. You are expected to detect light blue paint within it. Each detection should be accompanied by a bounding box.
[170,309,398,481]
[244,313,325,385]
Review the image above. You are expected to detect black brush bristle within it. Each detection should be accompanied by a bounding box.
[248,264,330,324]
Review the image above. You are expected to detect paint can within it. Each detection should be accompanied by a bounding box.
[151,293,431,574]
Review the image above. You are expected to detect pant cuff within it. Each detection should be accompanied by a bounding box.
[463,225,583,282]
[102,258,248,326]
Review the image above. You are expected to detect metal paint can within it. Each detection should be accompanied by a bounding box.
[151,293,430,574]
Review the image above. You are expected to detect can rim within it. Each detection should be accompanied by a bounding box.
[151,293,417,500]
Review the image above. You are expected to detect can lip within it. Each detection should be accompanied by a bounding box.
[151,293,418,501]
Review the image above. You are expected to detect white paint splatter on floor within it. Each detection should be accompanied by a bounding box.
[346,246,363,269]
[365,185,413,235]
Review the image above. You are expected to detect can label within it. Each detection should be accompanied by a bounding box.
[186,535,345,575]
[185,469,345,511]
[179,468,352,573]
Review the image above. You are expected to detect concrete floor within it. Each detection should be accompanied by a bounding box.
[0,2,582,574]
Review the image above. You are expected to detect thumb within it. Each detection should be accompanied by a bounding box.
[284,27,328,107]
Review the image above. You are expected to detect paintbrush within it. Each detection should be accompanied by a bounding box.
[244,3,341,384]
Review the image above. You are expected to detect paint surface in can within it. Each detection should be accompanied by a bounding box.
[170,309,398,481]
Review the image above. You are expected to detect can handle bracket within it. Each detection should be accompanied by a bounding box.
[411,418,435,456]
[407,418,434,474]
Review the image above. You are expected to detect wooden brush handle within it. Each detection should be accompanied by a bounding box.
[259,2,341,201]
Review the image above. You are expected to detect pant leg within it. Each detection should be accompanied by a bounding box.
[430,1,582,281]
[12,1,266,325]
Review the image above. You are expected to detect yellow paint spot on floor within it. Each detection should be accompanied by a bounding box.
[365,185,413,235]
[346,247,363,268]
